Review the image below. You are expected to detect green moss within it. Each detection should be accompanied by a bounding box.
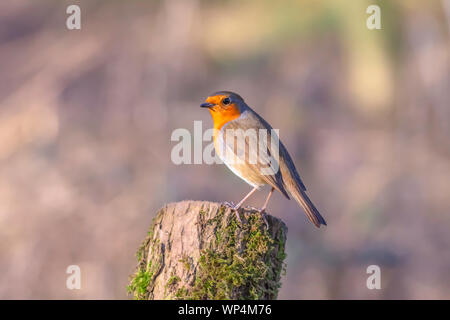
[167,275,180,286]
[179,256,191,271]
[127,212,162,300]
[175,287,189,299]
[127,265,153,300]
[199,209,207,218]
[146,214,159,239]
[187,207,286,300]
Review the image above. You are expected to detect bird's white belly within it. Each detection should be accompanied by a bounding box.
[215,129,263,188]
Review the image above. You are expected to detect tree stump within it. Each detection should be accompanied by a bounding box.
[127,200,288,300]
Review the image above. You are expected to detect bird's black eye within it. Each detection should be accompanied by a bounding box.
[222,97,231,105]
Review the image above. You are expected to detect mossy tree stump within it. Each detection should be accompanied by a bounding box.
[127,200,287,300]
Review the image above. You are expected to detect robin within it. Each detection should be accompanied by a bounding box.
[201,91,326,228]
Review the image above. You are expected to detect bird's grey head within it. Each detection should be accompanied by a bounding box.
[200,91,248,113]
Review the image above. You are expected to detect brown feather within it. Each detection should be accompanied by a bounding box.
[225,107,327,227]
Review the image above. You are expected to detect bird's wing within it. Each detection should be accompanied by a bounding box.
[250,108,308,191]
[221,112,290,199]
[228,108,326,227]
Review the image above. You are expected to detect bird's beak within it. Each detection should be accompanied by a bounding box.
[200,102,214,109]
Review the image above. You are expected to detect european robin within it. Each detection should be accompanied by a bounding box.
[201,91,326,228]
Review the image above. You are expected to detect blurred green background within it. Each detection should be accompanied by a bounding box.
[0,0,449,299]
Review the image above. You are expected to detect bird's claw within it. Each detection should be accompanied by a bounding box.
[222,201,236,209]
[234,210,243,224]
[222,201,243,224]
[222,201,269,228]
[258,209,269,229]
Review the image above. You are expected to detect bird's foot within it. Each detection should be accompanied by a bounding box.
[257,208,269,229]
[222,201,237,209]
[222,201,243,224]
[234,210,243,225]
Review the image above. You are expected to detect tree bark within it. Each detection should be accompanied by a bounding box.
[127,200,288,300]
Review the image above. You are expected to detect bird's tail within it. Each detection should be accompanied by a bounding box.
[288,185,327,228]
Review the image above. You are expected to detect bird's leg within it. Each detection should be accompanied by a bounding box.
[259,187,274,228]
[260,187,274,213]
[234,186,258,210]
[228,186,258,224]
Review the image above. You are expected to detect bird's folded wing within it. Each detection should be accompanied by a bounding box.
[222,119,290,199]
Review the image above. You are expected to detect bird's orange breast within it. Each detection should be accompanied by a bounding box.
[210,103,241,151]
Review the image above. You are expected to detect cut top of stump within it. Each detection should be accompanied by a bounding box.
[127,200,288,300]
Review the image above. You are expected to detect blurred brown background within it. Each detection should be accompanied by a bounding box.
[0,0,449,299]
